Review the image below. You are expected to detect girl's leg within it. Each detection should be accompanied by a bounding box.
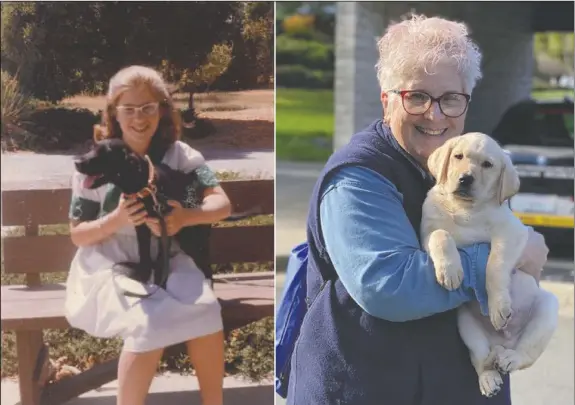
[117,347,164,405]
[186,330,225,405]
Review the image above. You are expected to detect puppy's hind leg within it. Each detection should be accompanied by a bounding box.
[486,226,528,331]
[457,307,504,398]
[496,289,559,374]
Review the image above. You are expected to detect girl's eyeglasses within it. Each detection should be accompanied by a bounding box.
[116,102,160,118]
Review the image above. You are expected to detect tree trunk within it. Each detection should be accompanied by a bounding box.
[188,91,195,111]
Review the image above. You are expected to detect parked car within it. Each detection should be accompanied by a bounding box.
[492,95,574,252]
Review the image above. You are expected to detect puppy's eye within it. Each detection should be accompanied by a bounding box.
[454,153,463,160]
[481,161,493,168]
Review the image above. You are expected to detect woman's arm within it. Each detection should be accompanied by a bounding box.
[319,165,491,322]
[70,212,124,247]
[180,186,232,226]
[70,194,147,247]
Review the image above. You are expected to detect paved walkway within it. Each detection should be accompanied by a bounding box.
[0,148,273,191]
[1,374,274,405]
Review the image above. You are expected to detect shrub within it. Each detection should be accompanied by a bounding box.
[276,64,333,89]
[276,34,334,70]
[1,70,33,131]
[18,106,101,150]
[282,13,315,38]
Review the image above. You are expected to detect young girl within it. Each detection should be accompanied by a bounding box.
[65,65,230,405]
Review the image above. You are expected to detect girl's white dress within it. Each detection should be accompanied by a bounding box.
[64,141,223,353]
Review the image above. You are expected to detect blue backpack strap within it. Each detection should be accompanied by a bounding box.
[274,242,310,398]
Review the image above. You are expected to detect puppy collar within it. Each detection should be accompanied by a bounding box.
[126,155,159,208]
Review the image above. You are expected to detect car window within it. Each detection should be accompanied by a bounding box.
[534,107,573,146]
[493,99,574,147]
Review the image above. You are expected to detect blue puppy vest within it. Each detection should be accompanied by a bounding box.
[286,120,511,405]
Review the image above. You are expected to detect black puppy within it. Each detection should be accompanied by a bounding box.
[74,138,255,297]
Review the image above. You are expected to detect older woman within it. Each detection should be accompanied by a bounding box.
[286,15,548,405]
[65,66,229,405]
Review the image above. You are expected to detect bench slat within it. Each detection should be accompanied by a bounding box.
[1,273,274,331]
[3,225,273,274]
[1,179,274,226]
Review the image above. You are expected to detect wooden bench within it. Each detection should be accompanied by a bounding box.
[1,179,274,405]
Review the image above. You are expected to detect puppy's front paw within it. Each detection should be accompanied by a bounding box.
[489,295,513,331]
[479,370,503,398]
[496,348,525,374]
[435,260,464,290]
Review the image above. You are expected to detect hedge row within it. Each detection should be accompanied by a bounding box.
[276,65,333,89]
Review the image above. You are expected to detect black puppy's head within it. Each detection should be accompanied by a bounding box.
[74,139,149,194]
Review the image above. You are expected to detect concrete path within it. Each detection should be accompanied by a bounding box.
[1,374,274,405]
[0,148,273,191]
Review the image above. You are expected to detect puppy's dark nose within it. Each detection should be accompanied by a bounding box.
[458,174,474,187]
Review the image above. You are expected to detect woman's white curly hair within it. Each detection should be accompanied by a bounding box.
[375,14,483,94]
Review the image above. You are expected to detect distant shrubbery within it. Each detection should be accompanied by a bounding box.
[276,4,335,89]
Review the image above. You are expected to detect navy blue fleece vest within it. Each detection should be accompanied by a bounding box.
[287,120,511,405]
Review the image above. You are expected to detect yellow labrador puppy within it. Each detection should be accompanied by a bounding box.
[421,132,559,397]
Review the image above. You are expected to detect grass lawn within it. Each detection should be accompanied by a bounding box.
[276,88,334,162]
[276,87,575,162]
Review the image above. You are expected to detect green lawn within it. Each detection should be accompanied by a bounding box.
[276,88,334,161]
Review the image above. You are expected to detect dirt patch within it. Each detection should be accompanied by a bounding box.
[186,119,273,150]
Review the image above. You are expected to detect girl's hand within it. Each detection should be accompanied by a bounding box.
[114,194,147,226]
[146,200,185,237]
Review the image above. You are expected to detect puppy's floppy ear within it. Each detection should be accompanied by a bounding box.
[428,137,457,184]
[497,151,520,205]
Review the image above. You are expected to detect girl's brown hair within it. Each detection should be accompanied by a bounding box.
[94,65,182,159]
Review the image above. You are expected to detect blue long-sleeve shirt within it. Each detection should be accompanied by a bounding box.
[320,165,490,322]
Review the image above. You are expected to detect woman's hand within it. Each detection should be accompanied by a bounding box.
[145,200,185,237]
[114,194,148,227]
[517,226,549,283]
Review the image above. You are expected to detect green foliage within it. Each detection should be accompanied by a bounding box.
[276,3,335,90]
[276,64,333,89]
[534,32,574,61]
[225,317,273,380]
[1,2,236,102]
[0,70,33,131]
[19,106,101,150]
[161,43,233,93]
[214,2,274,90]
[276,34,334,70]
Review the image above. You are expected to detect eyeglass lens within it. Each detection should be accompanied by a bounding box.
[402,91,468,117]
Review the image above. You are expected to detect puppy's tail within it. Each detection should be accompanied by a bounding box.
[223,205,263,222]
